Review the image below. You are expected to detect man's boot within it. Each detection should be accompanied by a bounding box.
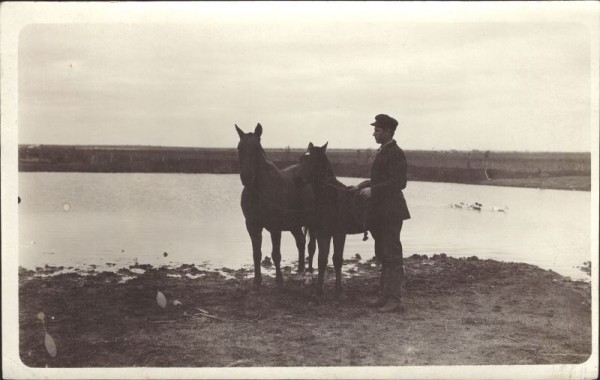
[378,263,403,313]
[367,264,388,308]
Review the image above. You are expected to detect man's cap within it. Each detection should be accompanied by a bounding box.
[370,114,398,132]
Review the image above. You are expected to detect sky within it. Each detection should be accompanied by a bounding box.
[15,3,596,152]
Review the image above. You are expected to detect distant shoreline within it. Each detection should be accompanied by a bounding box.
[18,145,591,191]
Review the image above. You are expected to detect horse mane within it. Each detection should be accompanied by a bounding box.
[260,147,282,173]
[321,152,354,190]
[256,144,298,182]
[323,153,339,183]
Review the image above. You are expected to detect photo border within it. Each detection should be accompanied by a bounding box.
[2,2,598,379]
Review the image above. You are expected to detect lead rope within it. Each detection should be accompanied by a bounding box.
[353,194,370,241]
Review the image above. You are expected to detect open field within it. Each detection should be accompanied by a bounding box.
[19,255,591,367]
[19,145,591,190]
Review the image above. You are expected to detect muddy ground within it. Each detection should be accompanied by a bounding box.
[19,254,591,368]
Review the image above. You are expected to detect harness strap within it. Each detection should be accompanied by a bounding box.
[318,180,370,241]
[245,186,314,214]
[245,155,313,214]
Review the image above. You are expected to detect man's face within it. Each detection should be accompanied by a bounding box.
[373,126,390,144]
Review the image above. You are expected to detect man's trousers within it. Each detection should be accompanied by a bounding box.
[370,221,404,301]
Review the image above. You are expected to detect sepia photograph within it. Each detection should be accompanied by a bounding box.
[1,2,598,379]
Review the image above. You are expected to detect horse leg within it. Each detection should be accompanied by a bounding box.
[270,230,283,286]
[316,235,331,296]
[332,233,346,298]
[246,221,263,290]
[307,228,317,273]
[291,227,306,274]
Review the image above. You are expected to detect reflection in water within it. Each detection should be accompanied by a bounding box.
[18,173,591,280]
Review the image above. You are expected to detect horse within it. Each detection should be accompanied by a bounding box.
[235,123,316,289]
[297,142,370,297]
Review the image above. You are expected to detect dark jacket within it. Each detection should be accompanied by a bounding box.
[360,140,411,225]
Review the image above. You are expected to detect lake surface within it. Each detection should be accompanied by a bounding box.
[18,173,592,280]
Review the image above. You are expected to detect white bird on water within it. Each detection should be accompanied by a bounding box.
[492,206,509,212]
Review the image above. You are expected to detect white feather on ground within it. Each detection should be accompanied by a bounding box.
[156,291,167,309]
[45,332,57,357]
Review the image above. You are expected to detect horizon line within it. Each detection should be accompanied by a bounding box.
[16,143,592,155]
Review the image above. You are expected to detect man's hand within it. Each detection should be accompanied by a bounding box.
[359,187,372,199]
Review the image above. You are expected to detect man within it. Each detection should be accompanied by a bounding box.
[354,114,411,313]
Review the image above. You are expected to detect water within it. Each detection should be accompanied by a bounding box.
[18,173,592,280]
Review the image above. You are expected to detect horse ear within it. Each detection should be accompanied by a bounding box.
[322,142,328,151]
[235,124,244,139]
[255,123,263,138]
[308,142,314,149]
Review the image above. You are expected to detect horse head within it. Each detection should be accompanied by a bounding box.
[235,123,263,188]
[299,141,330,185]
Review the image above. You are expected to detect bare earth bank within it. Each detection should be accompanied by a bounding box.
[19,254,591,368]
[477,176,590,191]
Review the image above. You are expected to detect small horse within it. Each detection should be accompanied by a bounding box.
[236,123,316,289]
[297,142,370,297]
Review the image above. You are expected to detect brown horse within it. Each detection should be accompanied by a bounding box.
[297,142,370,297]
[236,123,316,289]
